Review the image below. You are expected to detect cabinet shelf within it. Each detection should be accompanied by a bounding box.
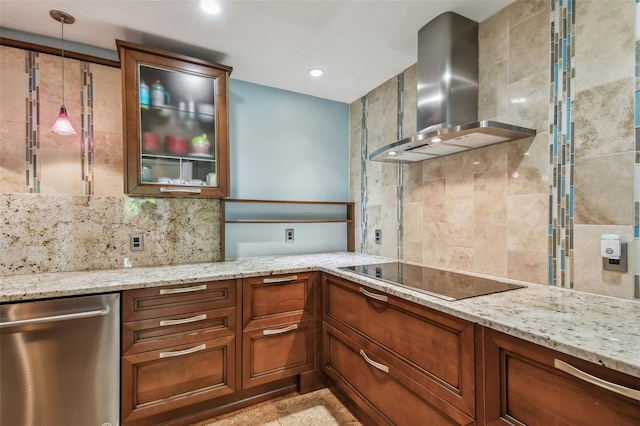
[226,219,353,224]
[142,153,216,162]
[221,199,355,259]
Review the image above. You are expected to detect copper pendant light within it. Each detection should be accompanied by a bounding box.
[49,10,78,136]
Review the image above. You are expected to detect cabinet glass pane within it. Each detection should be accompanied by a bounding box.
[138,64,218,186]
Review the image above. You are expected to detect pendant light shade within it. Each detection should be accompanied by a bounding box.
[49,10,77,136]
[50,106,77,135]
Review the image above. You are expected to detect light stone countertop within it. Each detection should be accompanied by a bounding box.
[1,252,639,378]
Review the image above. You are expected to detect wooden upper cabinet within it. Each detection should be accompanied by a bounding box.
[116,40,232,198]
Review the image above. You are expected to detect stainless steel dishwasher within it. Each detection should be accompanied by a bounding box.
[0,293,120,426]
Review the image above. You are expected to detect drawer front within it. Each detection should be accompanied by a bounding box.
[243,273,313,328]
[123,280,237,321]
[242,319,314,388]
[323,324,474,426]
[483,329,640,426]
[122,335,236,424]
[123,307,236,355]
[324,275,475,415]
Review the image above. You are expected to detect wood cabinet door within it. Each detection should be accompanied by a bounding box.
[323,274,476,416]
[242,319,314,388]
[117,39,231,198]
[243,272,314,330]
[482,328,640,426]
[122,335,236,425]
[323,323,474,426]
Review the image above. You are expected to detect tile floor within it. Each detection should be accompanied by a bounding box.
[191,389,362,425]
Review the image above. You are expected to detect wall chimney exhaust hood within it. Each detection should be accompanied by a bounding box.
[369,12,536,163]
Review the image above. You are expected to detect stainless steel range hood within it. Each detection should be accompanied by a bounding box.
[370,12,536,163]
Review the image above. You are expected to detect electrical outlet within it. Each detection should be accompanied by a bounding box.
[130,233,144,251]
[375,229,382,245]
[285,228,294,243]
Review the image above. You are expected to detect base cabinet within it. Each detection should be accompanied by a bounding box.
[121,280,240,426]
[242,273,317,388]
[324,323,474,425]
[118,272,640,426]
[481,328,640,426]
[322,274,476,425]
[121,273,320,425]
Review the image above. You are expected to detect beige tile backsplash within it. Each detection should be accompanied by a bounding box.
[349,0,637,298]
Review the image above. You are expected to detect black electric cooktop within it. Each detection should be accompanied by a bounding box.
[339,262,525,301]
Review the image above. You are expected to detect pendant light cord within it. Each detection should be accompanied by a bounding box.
[60,17,65,106]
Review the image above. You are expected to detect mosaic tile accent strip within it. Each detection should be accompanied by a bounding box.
[396,72,404,261]
[80,62,95,195]
[635,0,640,299]
[21,49,95,195]
[360,96,368,252]
[549,0,576,288]
[25,51,41,193]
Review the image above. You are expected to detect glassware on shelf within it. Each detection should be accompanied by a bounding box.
[140,79,150,109]
[150,80,171,108]
[141,166,152,182]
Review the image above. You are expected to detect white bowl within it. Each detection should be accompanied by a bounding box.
[197,103,215,122]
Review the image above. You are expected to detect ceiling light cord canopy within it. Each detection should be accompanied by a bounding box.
[49,10,78,136]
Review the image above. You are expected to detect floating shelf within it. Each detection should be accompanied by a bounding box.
[221,199,355,259]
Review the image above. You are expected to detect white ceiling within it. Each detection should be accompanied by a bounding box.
[0,0,512,103]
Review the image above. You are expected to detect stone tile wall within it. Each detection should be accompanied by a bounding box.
[399,1,550,285]
[349,0,638,299]
[572,0,636,299]
[0,45,222,274]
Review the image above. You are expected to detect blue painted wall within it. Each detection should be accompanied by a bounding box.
[226,79,350,258]
[229,79,349,201]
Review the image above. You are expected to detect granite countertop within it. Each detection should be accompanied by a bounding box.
[1,252,639,378]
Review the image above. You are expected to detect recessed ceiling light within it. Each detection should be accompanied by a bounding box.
[388,151,398,156]
[309,68,324,77]
[431,137,442,143]
[200,0,221,14]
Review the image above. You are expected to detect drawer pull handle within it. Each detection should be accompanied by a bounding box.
[159,187,202,194]
[160,314,207,327]
[263,275,298,284]
[160,284,207,295]
[262,324,298,336]
[360,349,389,374]
[359,287,388,303]
[159,343,206,358]
[554,359,640,401]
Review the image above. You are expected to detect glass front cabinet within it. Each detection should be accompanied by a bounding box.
[117,40,232,197]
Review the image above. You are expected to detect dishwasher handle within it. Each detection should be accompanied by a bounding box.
[0,307,110,329]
